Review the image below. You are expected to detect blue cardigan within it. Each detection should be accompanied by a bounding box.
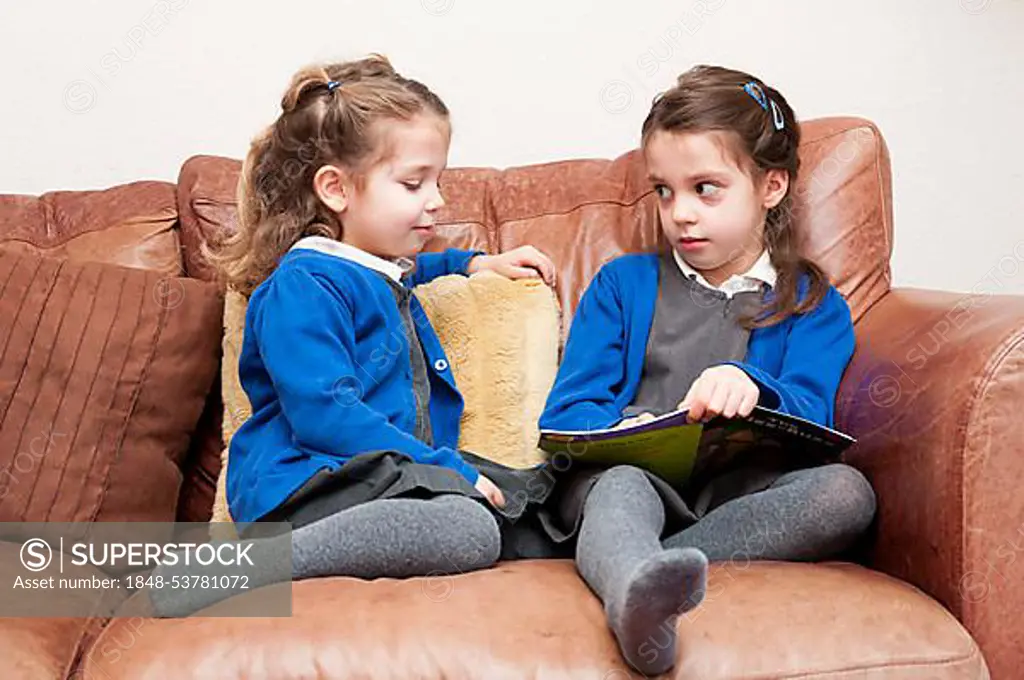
[228,248,481,524]
[539,253,854,433]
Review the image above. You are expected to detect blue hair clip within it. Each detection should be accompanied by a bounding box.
[743,82,769,110]
[743,81,784,131]
[326,80,342,93]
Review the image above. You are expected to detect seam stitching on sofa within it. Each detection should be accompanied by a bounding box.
[434,218,488,229]
[192,197,236,207]
[0,216,175,252]
[851,283,888,322]
[765,643,982,679]
[494,192,655,228]
[182,197,208,278]
[485,175,500,252]
[867,125,894,286]
[63,617,104,680]
[798,119,873,147]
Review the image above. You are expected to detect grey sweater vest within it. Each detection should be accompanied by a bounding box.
[625,249,765,417]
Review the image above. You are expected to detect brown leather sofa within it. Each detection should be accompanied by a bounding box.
[1,116,1019,679]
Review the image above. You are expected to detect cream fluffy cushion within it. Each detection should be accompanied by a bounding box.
[211,271,562,527]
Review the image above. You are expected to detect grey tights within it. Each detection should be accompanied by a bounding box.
[575,463,876,675]
[662,463,877,559]
[150,494,501,617]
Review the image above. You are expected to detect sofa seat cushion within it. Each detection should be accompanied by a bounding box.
[79,560,986,679]
[0,541,115,680]
[0,616,102,680]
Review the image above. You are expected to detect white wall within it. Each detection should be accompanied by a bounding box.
[1,0,1022,294]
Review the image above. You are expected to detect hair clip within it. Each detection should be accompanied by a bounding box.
[326,80,342,93]
[769,98,785,131]
[743,82,769,110]
[743,81,785,131]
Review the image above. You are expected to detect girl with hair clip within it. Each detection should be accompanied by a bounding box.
[539,66,877,675]
[146,55,557,617]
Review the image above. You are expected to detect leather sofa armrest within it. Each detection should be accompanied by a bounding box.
[837,287,1024,678]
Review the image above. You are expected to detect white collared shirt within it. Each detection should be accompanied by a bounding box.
[289,236,414,283]
[672,248,777,298]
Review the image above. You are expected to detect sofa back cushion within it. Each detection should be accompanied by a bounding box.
[176,156,497,282]
[494,117,894,332]
[0,182,182,276]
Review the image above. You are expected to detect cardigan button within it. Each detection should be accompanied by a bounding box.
[433,359,449,372]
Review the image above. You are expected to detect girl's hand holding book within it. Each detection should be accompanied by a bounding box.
[678,365,759,423]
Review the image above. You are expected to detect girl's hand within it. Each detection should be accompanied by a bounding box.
[613,412,657,430]
[467,246,556,285]
[474,474,506,509]
[678,365,759,423]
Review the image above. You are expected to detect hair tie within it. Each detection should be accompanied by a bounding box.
[742,81,785,131]
[326,80,342,93]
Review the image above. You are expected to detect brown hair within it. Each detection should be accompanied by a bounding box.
[205,54,450,296]
[641,64,828,327]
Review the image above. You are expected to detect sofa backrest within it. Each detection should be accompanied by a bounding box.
[177,116,893,329]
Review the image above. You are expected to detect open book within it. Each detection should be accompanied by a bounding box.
[537,406,855,488]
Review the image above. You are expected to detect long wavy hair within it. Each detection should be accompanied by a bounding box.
[641,65,828,327]
[204,54,450,296]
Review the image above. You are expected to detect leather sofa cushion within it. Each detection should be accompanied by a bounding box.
[81,560,986,679]
[0,181,181,276]
[0,250,222,523]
